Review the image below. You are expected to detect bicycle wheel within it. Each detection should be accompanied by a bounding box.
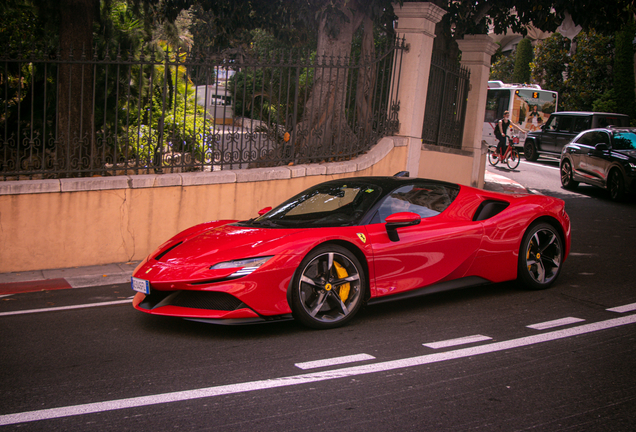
[506,148,520,169]
[488,148,499,166]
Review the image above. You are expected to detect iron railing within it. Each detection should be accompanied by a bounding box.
[1,39,405,180]
[422,53,470,149]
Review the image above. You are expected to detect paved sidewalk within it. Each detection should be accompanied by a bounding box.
[0,171,527,295]
[483,170,529,194]
[0,262,140,295]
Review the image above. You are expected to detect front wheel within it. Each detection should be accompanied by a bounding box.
[608,169,625,201]
[560,159,578,190]
[290,245,365,329]
[524,141,538,161]
[506,148,520,169]
[518,222,564,290]
[488,148,499,166]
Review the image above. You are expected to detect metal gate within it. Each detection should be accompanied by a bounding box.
[421,53,470,149]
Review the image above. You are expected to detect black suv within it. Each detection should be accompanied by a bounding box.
[560,127,636,201]
[524,111,630,161]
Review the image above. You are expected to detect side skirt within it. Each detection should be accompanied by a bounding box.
[366,276,490,306]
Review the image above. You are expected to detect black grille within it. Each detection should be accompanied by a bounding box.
[171,291,245,311]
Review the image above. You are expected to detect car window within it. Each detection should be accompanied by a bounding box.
[545,116,558,132]
[572,116,591,133]
[597,116,628,128]
[579,131,610,146]
[375,183,459,223]
[557,116,573,132]
[248,181,382,228]
[574,131,598,146]
[612,131,636,150]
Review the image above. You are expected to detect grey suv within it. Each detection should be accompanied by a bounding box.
[524,111,629,161]
[560,127,636,201]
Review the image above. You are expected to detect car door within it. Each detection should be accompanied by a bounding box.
[540,115,564,152]
[364,183,483,298]
[565,131,595,179]
[582,131,612,186]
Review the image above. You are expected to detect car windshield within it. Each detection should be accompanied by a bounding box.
[241,181,383,228]
[612,131,636,150]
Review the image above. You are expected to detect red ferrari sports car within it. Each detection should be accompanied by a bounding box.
[131,174,571,329]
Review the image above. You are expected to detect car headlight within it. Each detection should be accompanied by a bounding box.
[210,256,273,278]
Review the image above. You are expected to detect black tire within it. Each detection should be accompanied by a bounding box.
[290,245,365,329]
[608,169,625,201]
[506,148,520,169]
[488,148,499,166]
[518,222,564,290]
[560,159,579,190]
[524,141,538,161]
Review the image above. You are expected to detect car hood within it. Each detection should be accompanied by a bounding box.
[136,223,310,283]
[616,149,636,159]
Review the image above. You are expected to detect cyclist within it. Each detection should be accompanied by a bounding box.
[496,111,527,159]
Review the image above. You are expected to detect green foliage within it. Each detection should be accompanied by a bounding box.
[512,38,533,83]
[531,32,570,95]
[489,47,515,82]
[613,18,636,119]
[562,30,614,111]
[227,34,315,126]
[123,47,209,164]
[592,89,618,113]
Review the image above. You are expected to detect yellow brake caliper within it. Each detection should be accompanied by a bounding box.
[333,261,350,302]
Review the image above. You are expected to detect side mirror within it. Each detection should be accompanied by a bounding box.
[594,143,609,151]
[385,212,421,242]
[258,206,272,216]
[590,143,609,156]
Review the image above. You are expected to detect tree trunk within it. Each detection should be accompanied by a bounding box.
[294,0,364,162]
[56,0,96,176]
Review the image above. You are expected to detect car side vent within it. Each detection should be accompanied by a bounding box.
[473,200,510,222]
[154,241,183,261]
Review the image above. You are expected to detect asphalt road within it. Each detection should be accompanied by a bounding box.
[2,160,636,431]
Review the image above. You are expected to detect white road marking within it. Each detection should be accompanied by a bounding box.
[0,298,133,317]
[607,303,636,313]
[527,317,585,330]
[519,160,560,170]
[0,294,14,299]
[2,314,636,426]
[295,354,376,370]
[423,334,492,349]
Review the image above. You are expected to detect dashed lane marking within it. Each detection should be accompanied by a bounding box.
[423,334,492,349]
[295,354,376,370]
[527,317,585,330]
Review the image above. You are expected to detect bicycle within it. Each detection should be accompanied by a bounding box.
[488,135,520,169]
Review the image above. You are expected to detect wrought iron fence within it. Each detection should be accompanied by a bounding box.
[0,39,405,180]
[422,53,470,149]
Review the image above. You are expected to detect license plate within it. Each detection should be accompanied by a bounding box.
[131,277,150,295]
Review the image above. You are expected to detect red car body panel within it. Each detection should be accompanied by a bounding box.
[132,180,571,323]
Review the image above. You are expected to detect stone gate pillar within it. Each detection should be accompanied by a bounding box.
[456,34,499,188]
[392,2,446,177]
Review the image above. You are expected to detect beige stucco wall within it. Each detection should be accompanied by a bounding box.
[0,138,408,273]
[418,145,475,186]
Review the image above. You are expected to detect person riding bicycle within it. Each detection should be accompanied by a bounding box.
[496,111,527,158]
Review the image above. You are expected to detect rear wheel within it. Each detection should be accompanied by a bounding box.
[518,222,564,290]
[290,245,365,329]
[506,148,520,169]
[488,148,499,166]
[608,169,625,201]
[524,141,538,161]
[560,159,578,190]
